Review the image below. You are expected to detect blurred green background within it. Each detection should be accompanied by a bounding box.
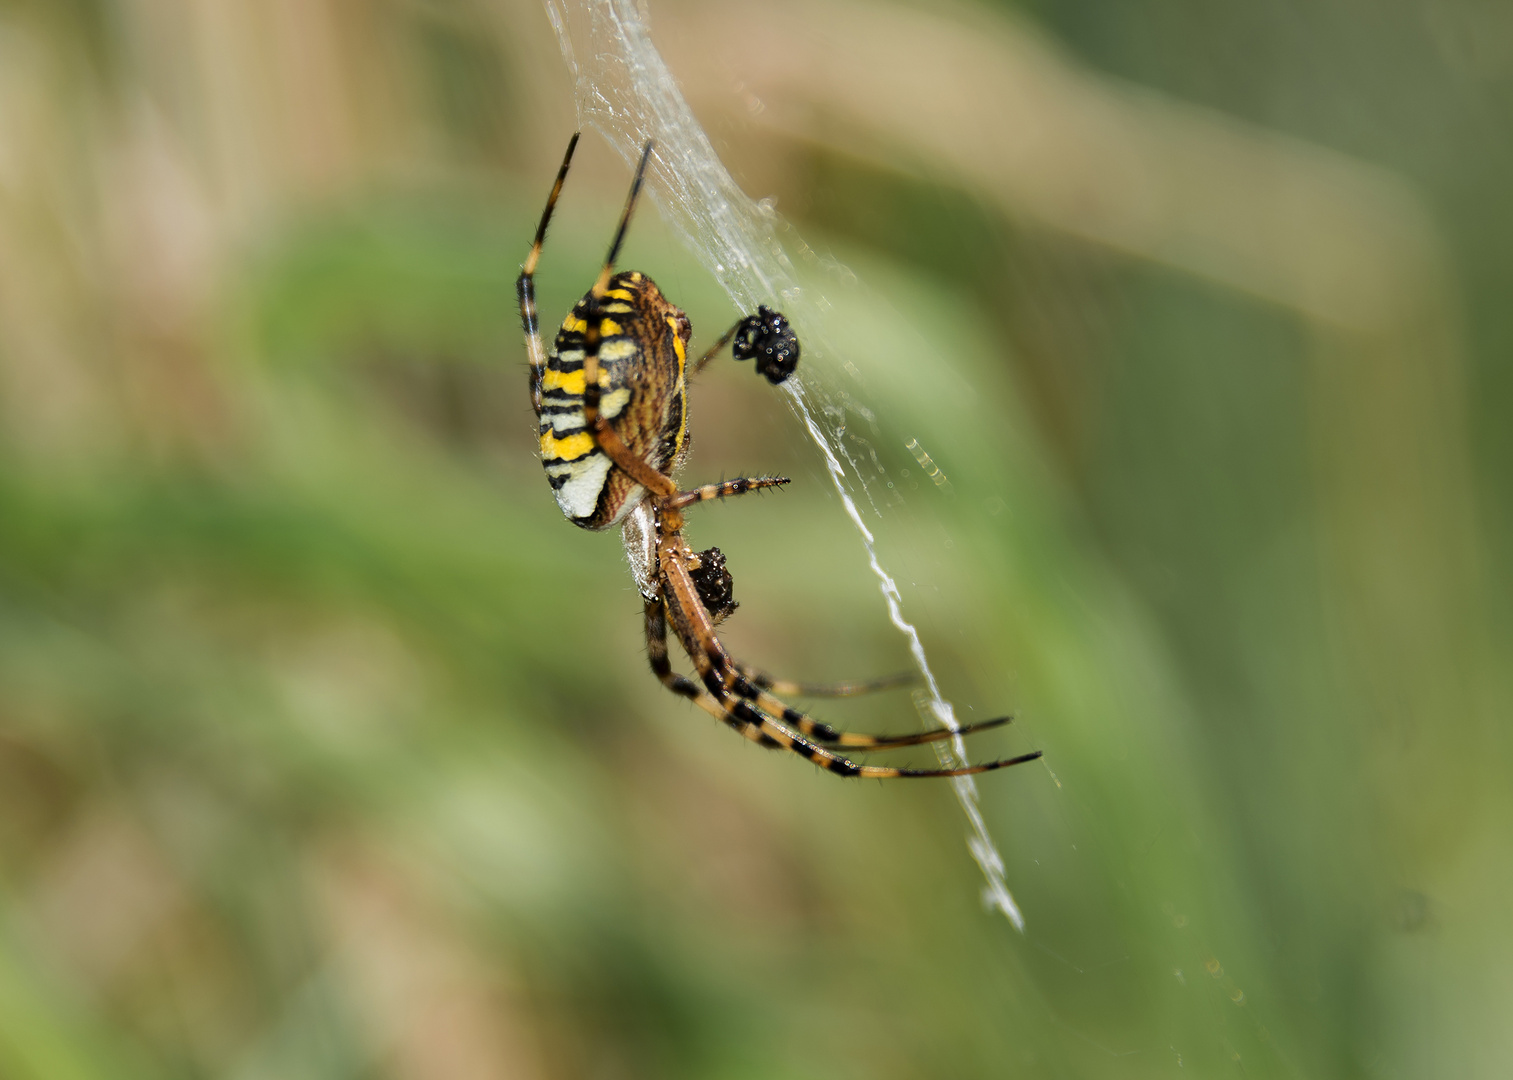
[1,0,1510,1076]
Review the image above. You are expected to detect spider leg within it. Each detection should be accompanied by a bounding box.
[670,476,790,510]
[519,132,579,417]
[644,596,789,749]
[733,664,918,698]
[591,140,653,298]
[652,547,1004,749]
[725,675,1014,750]
[645,595,703,702]
[658,543,1041,778]
[690,319,742,376]
[716,660,1034,776]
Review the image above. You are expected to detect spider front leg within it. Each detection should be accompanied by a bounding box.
[519,133,579,416]
[669,476,790,510]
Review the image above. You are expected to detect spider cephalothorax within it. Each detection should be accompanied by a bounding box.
[517,133,1041,780]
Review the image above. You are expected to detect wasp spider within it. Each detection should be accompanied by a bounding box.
[518,133,1040,779]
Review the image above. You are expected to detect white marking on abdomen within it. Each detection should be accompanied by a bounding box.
[599,388,630,419]
[545,410,586,433]
[554,453,613,520]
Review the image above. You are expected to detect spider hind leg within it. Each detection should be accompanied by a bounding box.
[726,672,1016,751]
[647,584,1040,779]
[734,663,918,699]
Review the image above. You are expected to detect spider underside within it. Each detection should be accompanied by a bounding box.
[517,133,1041,779]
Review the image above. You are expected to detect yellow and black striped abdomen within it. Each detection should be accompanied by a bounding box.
[537,271,691,530]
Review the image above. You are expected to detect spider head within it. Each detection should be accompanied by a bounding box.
[689,546,738,624]
[731,305,800,384]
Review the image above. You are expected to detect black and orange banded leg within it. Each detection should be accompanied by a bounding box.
[659,548,1042,778]
[734,664,918,699]
[720,659,1016,744]
[654,545,1012,750]
[645,596,787,747]
[519,132,579,416]
[669,476,790,510]
[591,140,654,299]
[710,669,1038,778]
[720,668,1015,750]
[645,597,703,702]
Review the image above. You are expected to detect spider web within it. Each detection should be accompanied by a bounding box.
[542,0,1030,928]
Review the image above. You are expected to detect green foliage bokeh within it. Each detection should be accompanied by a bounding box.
[0,1,1508,1077]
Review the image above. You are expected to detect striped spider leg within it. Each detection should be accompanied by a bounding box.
[644,526,1041,778]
